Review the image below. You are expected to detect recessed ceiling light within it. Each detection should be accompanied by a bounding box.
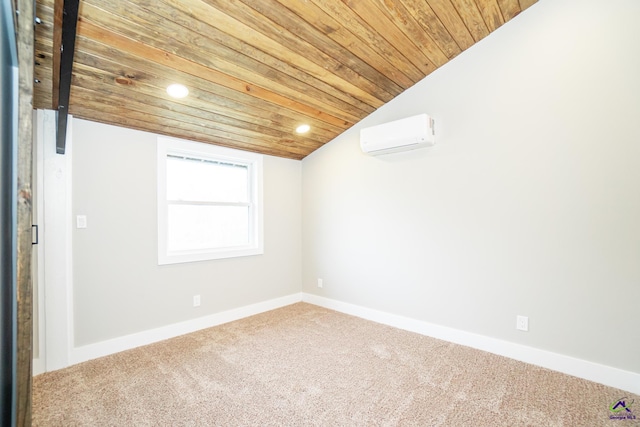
[166,84,189,98]
[296,124,310,134]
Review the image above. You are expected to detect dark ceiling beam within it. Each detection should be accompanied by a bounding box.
[54,0,80,155]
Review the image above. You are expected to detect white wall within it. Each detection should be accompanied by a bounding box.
[302,0,640,375]
[72,119,301,346]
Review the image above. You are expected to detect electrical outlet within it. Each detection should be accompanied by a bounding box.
[516,315,529,331]
[193,295,201,307]
[317,278,323,288]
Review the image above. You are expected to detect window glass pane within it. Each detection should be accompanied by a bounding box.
[167,205,249,252]
[166,155,248,203]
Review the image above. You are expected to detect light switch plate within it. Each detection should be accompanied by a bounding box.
[76,215,87,229]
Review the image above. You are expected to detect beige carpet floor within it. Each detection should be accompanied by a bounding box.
[33,303,639,426]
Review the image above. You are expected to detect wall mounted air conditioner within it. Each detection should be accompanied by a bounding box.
[360,113,436,156]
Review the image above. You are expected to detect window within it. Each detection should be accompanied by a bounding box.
[157,137,263,264]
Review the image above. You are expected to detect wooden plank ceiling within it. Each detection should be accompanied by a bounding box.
[33,0,537,160]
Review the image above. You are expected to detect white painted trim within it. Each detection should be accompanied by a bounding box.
[68,293,302,367]
[65,117,75,362]
[302,293,640,395]
[42,111,74,371]
[32,110,46,376]
[32,358,44,376]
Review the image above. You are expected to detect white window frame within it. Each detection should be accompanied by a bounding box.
[157,137,263,265]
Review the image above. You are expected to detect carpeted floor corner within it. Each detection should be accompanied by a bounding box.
[33,303,639,426]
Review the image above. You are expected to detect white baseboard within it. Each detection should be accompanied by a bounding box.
[68,293,302,368]
[45,291,640,396]
[302,293,640,395]
[33,357,45,376]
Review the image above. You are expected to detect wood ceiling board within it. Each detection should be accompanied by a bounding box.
[497,0,522,21]
[71,48,338,156]
[34,42,53,110]
[70,73,323,151]
[189,0,391,108]
[309,0,424,84]
[372,0,449,68]
[426,0,475,51]
[340,0,436,76]
[450,0,490,42]
[32,0,539,159]
[77,19,352,129]
[72,67,286,144]
[52,0,62,108]
[80,1,368,124]
[34,1,54,109]
[474,0,506,32]
[275,0,415,90]
[72,36,345,141]
[519,0,537,9]
[164,0,398,105]
[238,0,401,101]
[69,101,310,160]
[400,0,463,59]
[84,0,379,114]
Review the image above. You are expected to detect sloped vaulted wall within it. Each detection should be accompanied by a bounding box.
[301,0,640,376]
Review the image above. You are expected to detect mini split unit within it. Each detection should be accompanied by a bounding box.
[360,113,436,156]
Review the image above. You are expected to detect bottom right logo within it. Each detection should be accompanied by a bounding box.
[609,397,636,421]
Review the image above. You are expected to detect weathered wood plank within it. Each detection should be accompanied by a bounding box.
[309,0,424,84]
[34,2,54,109]
[149,0,393,107]
[237,0,401,100]
[72,74,328,149]
[52,0,63,108]
[162,0,401,102]
[203,0,423,90]
[341,0,435,76]
[76,18,351,129]
[71,84,323,154]
[81,0,372,120]
[519,0,537,11]
[450,0,490,42]
[400,0,462,59]
[271,0,416,90]
[71,62,259,129]
[426,0,475,51]
[373,0,449,68]
[67,103,315,160]
[34,4,53,34]
[474,0,505,32]
[16,0,34,424]
[72,36,345,138]
[31,0,541,160]
[34,38,53,110]
[69,104,311,160]
[497,0,521,21]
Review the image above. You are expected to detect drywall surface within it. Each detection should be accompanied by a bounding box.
[72,119,301,346]
[302,0,640,373]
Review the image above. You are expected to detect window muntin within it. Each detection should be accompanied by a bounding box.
[157,138,263,264]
